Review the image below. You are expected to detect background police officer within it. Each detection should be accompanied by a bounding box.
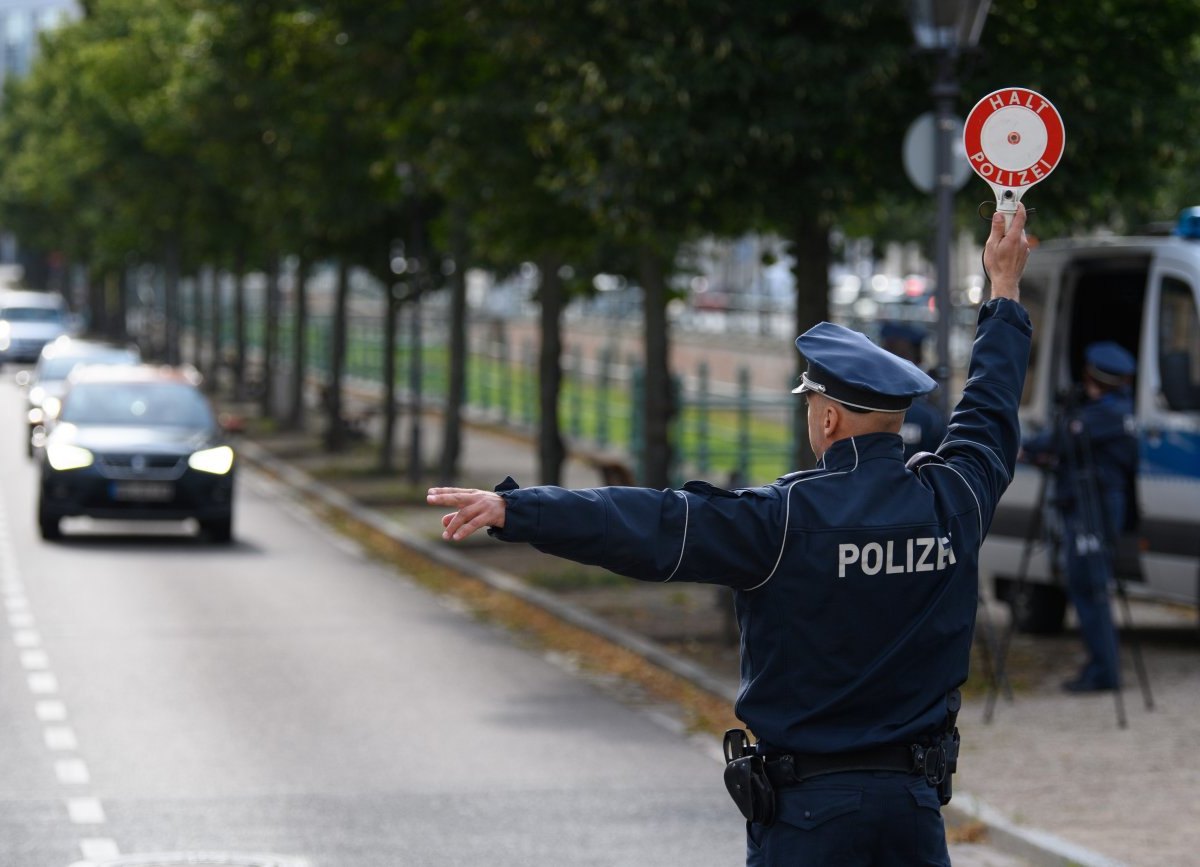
[879,321,948,460]
[427,206,1032,867]
[1023,341,1139,693]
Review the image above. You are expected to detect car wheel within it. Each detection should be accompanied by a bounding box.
[38,506,61,541]
[201,513,233,544]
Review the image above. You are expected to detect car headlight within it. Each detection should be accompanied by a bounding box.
[42,396,61,420]
[27,407,44,425]
[45,443,94,471]
[28,386,45,406]
[188,445,234,475]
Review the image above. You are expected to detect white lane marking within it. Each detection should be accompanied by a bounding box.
[56,758,91,785]
[80,838,120,860]
[8,611,35,628]
[66,797,107,824]
[36,699,68,721]
[28,671,59,694]
[21,649,50,669]
[44,726,79,751]
[13,628,41,647]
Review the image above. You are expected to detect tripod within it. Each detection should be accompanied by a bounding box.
[1062,406,1154,727]
[983,395,1153,727]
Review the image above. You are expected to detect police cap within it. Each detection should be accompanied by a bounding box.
[793,321,937,412]
[1084,341,1136,383]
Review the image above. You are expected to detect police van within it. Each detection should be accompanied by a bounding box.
[981,209,1200,632]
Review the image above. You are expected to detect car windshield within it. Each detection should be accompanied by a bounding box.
[60,381,215,427]
[1,306,64,323]
[38,351,138,381]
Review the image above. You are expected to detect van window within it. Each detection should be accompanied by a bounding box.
[1063,257,1147,390]
[1158,277,1200,412]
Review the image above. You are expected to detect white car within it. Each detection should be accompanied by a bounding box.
[0,290,75,364]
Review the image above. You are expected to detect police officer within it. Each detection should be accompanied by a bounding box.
[879,321,948,460]
[1023,341,1138,693]
[427,206,1032,867]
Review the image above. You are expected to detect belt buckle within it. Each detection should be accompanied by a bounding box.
[912,744,947,786]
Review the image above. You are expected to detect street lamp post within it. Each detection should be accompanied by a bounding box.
[908,0,991,417]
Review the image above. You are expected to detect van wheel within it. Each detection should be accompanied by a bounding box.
[1004,580,1067,635]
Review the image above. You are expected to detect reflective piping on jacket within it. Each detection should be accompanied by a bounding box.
[664,490,689,582]
[747,436,861,592]
[937,438,1011,484]
[918,461,984,537]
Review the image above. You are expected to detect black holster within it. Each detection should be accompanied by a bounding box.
[937,690,962,806]
[722,729,776,827]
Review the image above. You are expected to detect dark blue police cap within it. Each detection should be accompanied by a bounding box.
[879,321,926,347]
[793,322,937,412]
[1085,341,1136,382]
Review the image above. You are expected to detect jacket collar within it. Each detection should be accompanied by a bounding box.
[816,432,905,472]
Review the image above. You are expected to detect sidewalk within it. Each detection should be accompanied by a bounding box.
[237,412,1198,867]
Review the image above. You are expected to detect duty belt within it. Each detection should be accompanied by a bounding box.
[763,742,948,788]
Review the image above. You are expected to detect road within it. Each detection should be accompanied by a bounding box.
[0,378,743,867]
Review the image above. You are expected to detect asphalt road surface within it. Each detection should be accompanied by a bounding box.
[0,377,744,867]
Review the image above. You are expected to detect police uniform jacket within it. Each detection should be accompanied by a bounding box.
[1023,388,1138,531]
[491,298,1032,756]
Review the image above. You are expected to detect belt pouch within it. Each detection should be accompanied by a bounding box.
[723,755,776,827]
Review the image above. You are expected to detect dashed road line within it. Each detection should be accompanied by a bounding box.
[0,505,123,864]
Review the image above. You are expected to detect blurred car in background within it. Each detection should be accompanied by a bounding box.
[20,336,141,456]
[0,290,75,364]
[38,365,237,543]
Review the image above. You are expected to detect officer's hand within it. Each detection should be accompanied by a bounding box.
[426,487,507,541]
[983,203,1030,302]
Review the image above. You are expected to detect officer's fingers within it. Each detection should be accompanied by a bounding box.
[986,210,1006,249]
[1008,202,1028,236]
[446,503,495,541]
[427,488,482,506]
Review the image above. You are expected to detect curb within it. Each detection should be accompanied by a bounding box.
[236,438,1127,867]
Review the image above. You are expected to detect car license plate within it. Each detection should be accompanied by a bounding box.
[110,481,174,502]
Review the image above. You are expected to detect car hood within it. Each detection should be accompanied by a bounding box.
[48,424,221,455]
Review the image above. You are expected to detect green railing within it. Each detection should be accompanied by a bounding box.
[180,297,799,484]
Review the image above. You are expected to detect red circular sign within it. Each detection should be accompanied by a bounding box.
[963,87,1064,188]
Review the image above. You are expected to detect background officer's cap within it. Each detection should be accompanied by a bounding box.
[793,322,937,412]
[1085,341,1136,382]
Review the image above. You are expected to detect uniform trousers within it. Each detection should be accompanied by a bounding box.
[1061,487,1124,688]
[744,770,949,866]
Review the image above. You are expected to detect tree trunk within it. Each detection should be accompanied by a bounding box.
[261,255,280,419]
[537,257,566,486]
[639,248,674,489]
[163,239,181,365]
[379,283,399,473]
[202,267,218,391]
[438,212,469,484]
[286,256,308,430]
[190,271,204,370]
[233,253,247,401]
[324,259,350,453]
[789,217,832,471]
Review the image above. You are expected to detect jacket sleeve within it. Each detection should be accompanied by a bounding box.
[934,298,1033,535]
[489,481,784,589]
